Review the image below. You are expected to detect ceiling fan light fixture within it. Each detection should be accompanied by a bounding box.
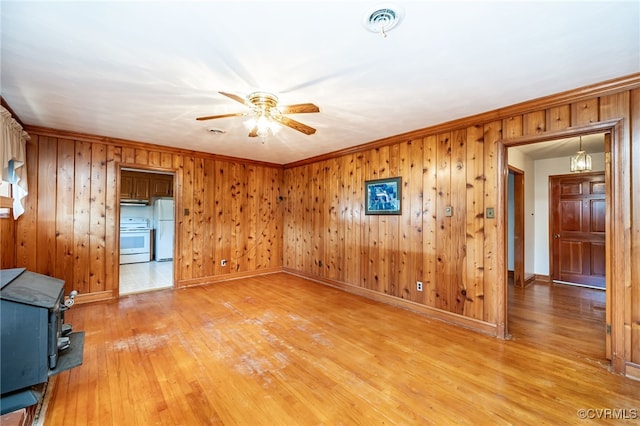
[255,114,280,136]
[244,92,282,142]
[267,118,281,135]
[363,3,404,37]
[197,90,318,139]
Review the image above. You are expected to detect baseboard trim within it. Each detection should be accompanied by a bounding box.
[625,362,640,381]
[552,279,606,291]
[283,268,498,338]
[176,267,283,288]
[76,268,284,303]
[75,290,113,305]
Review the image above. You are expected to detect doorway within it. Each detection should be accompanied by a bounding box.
[504,131,608,362]
[118,167,176,296]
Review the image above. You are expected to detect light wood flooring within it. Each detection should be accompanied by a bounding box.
[42,274,640,425]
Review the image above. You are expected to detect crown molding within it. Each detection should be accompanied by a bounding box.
[23,125,283,169]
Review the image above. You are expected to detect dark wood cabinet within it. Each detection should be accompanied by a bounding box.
[121,171,172,203]
[120,171,150,202]
[120,173,135,199]
[150,175,173,198]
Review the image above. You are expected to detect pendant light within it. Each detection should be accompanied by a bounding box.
[570,136,592,173]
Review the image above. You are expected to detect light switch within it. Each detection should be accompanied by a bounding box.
[486,207,495,219]
[444,206,453,217]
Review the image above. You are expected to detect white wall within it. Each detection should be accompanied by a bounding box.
[532,153,605,275]
[507,147,535,277]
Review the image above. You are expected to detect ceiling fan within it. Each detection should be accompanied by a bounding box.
[196,91,319,138]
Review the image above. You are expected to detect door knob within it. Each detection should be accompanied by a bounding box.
[553,233,560,239]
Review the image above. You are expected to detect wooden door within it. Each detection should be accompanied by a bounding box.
[508,167,526,287]
[550,172,606,288]
[513,168,525,287]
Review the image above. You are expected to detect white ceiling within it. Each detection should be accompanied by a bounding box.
[1,1,638,165]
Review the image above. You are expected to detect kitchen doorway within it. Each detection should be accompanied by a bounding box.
[119,167,175,296]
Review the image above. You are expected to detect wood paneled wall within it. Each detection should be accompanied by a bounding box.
[282,76,640,378]
[1,218,16,269]
[283,125,500,325]
[9,132,283,300]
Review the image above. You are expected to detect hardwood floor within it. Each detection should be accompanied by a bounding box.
[508,280,607,361]
[42,274,640,425]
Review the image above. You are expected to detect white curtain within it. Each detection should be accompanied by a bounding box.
[0,106,30,219]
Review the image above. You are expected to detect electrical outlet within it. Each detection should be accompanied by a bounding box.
[416,281,423,292]
[221,259,227,266]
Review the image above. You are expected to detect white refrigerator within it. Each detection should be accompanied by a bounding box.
[154,198,174,261]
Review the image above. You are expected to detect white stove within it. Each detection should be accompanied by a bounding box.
[120,218,152,264]
[120,217,151,231]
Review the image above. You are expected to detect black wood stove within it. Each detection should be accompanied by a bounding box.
[1,268,85,414]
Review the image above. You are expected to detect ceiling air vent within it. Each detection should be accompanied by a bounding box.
[363,4,404,36]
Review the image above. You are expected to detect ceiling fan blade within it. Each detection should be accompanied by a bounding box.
[196,112,244,121]
[275,116,316,135]
[248,126,258,137]
[279,103,320,114]
[219,91,249,106]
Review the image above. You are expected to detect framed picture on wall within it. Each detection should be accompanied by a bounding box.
[365,176,402,215]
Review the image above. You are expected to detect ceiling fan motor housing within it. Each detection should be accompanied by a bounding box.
[248,92,279,113]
